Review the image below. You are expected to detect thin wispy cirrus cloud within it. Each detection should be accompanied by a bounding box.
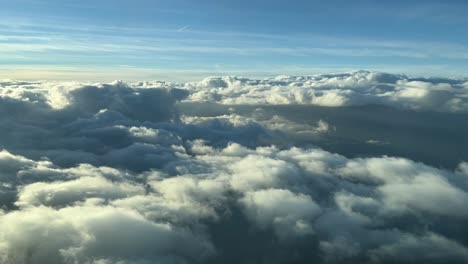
[1,0,468,81]
[1,1,468,264]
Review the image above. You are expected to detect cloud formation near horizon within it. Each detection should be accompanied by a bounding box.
[179,71,468,112]
[3,71,468,112]
[1,72,468,264]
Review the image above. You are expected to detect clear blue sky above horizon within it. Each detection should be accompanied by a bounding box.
[1,0,467,81]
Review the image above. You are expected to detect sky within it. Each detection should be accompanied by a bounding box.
[1,0,468,80]
[2,2,468,262]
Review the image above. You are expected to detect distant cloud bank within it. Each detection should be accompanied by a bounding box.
[3,71,468,112]
[179,71,468,112]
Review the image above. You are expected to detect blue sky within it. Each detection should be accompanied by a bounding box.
[1,0,467,81]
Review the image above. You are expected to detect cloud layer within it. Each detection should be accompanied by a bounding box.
[1,72,468,263]
[3,71,468,112]
[179,71,468,112]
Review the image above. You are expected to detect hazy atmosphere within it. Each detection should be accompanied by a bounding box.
[1,1,468,264]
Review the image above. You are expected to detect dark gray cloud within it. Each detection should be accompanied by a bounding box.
[179,102,468,170]
[1,73,468,263]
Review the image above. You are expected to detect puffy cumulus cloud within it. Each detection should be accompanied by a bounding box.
[182,71,468,112]
[378,175,468,217]
[16,176,145,208]
[2,71,468,114]
[126,175,230,224]
[182,143,468,262]
[0,150,59,210]
[0,150,37,181]
[0,80,187,166]
[17,163,128,184]
[0,206,215,264]
[0,80,78,109]
[112,194,216,225]
[229,154,300,192]
[0,79,277,171]
[240,188,321,239]
[0,80,186,113]
[336,157,468,217]
[369,232,468,263]
[1,73,468,263]
[182,111,333,140]
[66,81,188,123]
[457,162,468,175]
[1,140,468,263]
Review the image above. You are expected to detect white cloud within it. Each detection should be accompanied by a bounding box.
[182,71,468,112]
[229,154,299,192]
[16,176,145,208]
[1,73,468,263]
[1,139,468,263]
[240,188,321,239]
[0,206,215,264]
[3,71,467,112]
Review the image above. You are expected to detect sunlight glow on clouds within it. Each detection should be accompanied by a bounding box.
[0,71,468,263]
